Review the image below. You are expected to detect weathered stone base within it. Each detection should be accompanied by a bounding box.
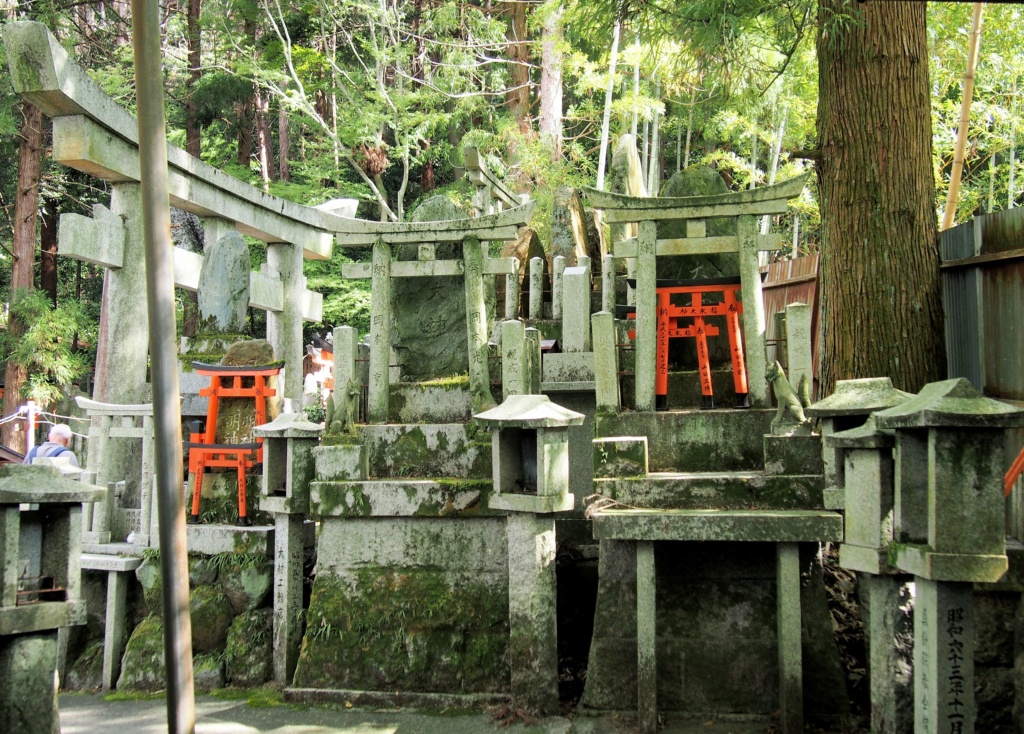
[581,540,848,719]
[293,516,510,694]
[0,632,59,734]
[285,687,510,710]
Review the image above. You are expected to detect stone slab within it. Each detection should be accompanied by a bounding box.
[80,553,142,572]
[596,410,774,473]
[389,383,473,424]
[542,352,595,383]
[839,544,891,576]
[310,480,492,517]
[488,492,574,514]
[591,509,843,543]
[541,381,596,392]
[893,544,1008,584]
[822,488,844,510]
[0,600,85,635]
[185,524,274,556]
[312,445,369,482]
[593,437,649,478]
[594,472,825,510]
[763,434,823,476]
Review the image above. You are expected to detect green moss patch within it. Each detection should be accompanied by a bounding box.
[294,568,509,693]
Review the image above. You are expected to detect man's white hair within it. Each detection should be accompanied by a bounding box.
[49,424,73,441]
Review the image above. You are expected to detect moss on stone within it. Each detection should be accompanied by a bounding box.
[66,640,104,691]
[219,556,273,614]
[225,610,272,687]
[189,585,235,654]
[294,567,509,693]
[134,557,163,617]
[118,615,165,691]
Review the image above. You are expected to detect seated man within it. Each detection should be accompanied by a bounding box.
[23,423,80,468]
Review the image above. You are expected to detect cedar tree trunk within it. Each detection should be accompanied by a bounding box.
[816,0,945,396]
[185,0,202,157]
[505,0,531,134]
[2,103,44,452]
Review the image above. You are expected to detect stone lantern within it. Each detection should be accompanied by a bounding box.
[252,411,323,685]
[473,393,584,716]
[873,377,1024,582]
[873,378,1024,732]
[806,377,912,509]
[253,411,324,515]
[0,464,106,734]
[473,393,584,514]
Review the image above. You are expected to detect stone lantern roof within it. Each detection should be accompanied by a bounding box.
[874,378,1024,429]
[473,394,585,429]
[806,377,913,418]
[0,464,105,505]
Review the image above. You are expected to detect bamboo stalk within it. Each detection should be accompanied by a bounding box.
[941,2,985,231]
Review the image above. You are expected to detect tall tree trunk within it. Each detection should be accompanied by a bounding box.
[40,199,58,304]
[185,0,202,158]
[505,0,531,134]
[278,103,290,182]
[237,16,256,168]
[255,88,273,186]
[817,0,945,396]
[539,3,563,160]
[2,103,43,452]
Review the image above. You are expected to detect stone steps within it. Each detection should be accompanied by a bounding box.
[595,409,774,473]
[388,383,473,424]
[309,478,496,518]
[594,471,825,511]
[356,423,492,480]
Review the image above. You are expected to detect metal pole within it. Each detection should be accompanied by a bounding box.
[129,2,196,732]
[26,400,36,455]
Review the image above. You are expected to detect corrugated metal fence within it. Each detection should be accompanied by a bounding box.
[941,208,1024,538]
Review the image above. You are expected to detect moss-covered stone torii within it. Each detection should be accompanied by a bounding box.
[583,174,807,411]
[333,201,537,418]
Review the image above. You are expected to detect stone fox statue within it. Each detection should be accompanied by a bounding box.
[766,360,811,431]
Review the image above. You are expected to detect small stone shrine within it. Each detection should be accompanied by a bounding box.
[0,465,106,734]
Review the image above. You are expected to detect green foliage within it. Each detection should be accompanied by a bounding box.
[2,289,97,406]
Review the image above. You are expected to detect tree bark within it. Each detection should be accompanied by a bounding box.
[278,103,290,182]
[40,199,58,305]
[504,0,531,134]
[185,0,202,158]
[255,88,273,186]
[539,4,563,159]
[2,103,44,452]
[816,0,945,396]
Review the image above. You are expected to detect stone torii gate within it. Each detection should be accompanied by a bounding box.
[584,175,807,410]
[336,203,536,420]
[2,21,337,405]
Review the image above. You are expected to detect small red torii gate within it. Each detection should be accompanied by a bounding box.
[626,277,749,410]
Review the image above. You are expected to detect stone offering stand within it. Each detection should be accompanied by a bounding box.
[6,18,1024,734]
